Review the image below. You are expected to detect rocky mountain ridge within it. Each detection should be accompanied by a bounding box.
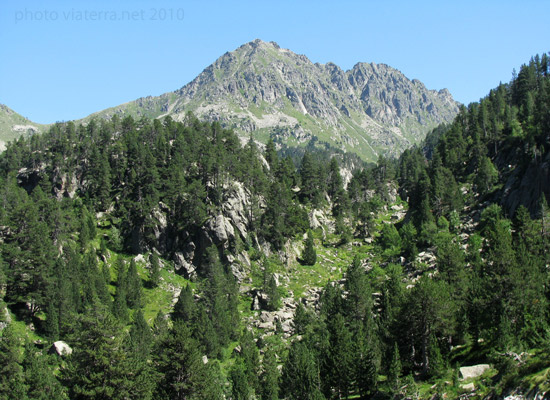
[85,39,460,161]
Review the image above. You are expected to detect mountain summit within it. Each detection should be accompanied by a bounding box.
[173,39,460,159]
[5,40,460,160]
[92,40,459,160]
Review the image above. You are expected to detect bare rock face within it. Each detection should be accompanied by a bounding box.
[174,251,196,279]
[172,181,255,281]
[205,214,235,245]
[222,182,251,239]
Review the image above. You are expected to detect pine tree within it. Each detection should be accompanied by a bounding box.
[149,253,161,288]
[230,360,251,400]
[152,311,169,341]
[155,321,223,400]
[300,151,321,204]
[265,138,278,171]
[324,313,354,398]
[408,276,455,376]
[173,284,195,322]
[260,346,280,400]
[129,309,153,359]
[44,302,60,340]
[112,271,129,323]
[239,328,260,393]
[355,324,379,399]
[23,342,65,400]
[126,259,143,309]
[63,311,129,400]
[344,255,372,323]
[265,274,280,311]
[327,157,343,198]
[292,302,313,336]
[388,342,402,393]
[302,230,317,266]
[281,340,324,400]
[0,324,28,400]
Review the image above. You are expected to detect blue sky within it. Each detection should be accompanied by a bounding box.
[1,0,549,124]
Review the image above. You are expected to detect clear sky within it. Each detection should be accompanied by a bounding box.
[1,0,549,124]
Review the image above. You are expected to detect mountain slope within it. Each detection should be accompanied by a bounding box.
[86,40,459,161]
[0,104,47,151]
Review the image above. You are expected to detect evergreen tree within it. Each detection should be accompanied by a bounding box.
[152,311,169,341]
[173,284,196,322]
[230,360,251,400]
[238,328,260,393]
[265,138,278,171]
[344,254,372,323]
[23,342,65,400]
[112,274,129,323]
[281,340,325,400]
[260,346,280,400]
[302,230,317,266]
[265,274,280,311]
[149,253,161,288]
[292,302,313,336]
[155,321,223,400]
[327,157,344,198]
[300,151,322,205]
[407,276,454,376]
[64,310,140,400]
[126,259,143,309]
[388,342,402,393]
[355,324,380,399]
[323,313,354,398]
[44,302,60,340]
[0,324,27,400]
[129,309,153,359]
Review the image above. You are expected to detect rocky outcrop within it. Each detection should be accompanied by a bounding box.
[203,214,235,246]
[171,181,256,281]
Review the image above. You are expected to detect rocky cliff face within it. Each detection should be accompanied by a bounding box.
[87,40,460,161]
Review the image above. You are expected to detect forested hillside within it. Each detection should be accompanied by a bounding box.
[0,54,549,400]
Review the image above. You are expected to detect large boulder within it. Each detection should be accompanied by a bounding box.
[459,364,490,380]
[49,340,73,356]
[205,214,235,245]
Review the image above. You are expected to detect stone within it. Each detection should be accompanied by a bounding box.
[206,214,235,244]
[459,364,490,380]
[50,340,73,356]
[260,311,275,324]
[173,252,196,279]
[258,322,274,330]
[133,254,146,264]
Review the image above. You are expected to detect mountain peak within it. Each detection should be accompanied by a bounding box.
[81,41,460,161]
